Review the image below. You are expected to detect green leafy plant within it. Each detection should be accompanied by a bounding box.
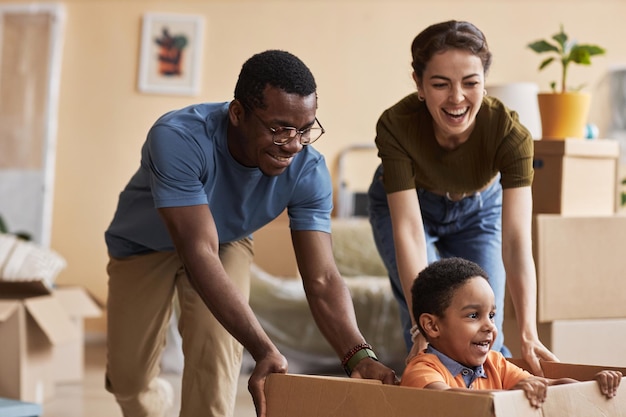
[0,214,32,240]
[527,24,606,93]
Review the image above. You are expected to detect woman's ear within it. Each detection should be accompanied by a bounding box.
[412,71,422,90]
[419,313,440,339]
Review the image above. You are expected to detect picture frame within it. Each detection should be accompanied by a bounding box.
[137,13,204,96]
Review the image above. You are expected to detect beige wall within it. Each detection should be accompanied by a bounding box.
[3,0,625,330]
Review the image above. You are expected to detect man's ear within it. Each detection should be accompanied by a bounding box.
[419,313,440,339]
[229,100,245,127]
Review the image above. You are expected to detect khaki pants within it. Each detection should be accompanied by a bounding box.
[105,239,254,417]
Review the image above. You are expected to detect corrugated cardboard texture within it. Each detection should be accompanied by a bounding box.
[266,372,626,417]
[532,139,619,215]
[533,214,626,321]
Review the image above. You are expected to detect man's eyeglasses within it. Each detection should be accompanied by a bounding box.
[249,110,325,146]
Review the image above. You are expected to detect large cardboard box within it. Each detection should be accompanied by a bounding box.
[504,317,626,368]
[532,214,626,322]
[0,282,102,402]
[252,211,299,278]
[532,139,619,215]
[266,361,626,417]
[52,287,102,383]
[0,293,76,402]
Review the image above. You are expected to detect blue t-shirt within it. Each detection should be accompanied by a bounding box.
[105,102,333,258]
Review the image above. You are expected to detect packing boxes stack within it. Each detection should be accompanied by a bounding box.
[0,235,102,403]
[505,138,626,366]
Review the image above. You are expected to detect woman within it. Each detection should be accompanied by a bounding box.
[367,20,556,375]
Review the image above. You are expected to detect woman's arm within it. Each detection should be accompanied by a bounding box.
[387,190,429,351]
[501,186,557,376]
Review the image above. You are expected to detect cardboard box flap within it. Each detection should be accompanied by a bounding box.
[23,296,79,345]
[534,139,620,158]
[540,361,626,381]
[0,300,20,322]
[542,380,626,416]
[53,287,102,318]
[0,280,52,299]
[507,358,626,381]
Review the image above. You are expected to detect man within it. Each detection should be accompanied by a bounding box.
[104,50,397,417]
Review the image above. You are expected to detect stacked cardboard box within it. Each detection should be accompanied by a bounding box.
[504,138,625,366]
[0,281,101,403]
[532,139,619,215]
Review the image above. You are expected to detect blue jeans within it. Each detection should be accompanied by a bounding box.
[368,164,509,355]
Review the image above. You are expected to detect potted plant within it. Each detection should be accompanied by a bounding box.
[527,24,606,139]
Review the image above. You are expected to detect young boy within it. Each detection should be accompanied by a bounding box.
[401,257,622,408]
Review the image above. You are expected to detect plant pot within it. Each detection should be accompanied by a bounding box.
[537,92,591,140]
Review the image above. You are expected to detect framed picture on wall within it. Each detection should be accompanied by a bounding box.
[137,13,204,96]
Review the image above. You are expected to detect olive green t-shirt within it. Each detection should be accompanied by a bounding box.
[375,93,534,194]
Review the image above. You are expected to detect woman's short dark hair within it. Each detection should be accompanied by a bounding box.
[234,49,317,110]
[411,20,492,79]
[411,257,489,334]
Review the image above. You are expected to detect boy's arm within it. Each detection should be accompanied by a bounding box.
[592,370,622,398]
[511,376,550,408]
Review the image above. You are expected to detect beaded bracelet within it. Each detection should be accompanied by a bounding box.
[410,324,420,343]
[343,348,378,376]
[341,342,372,366]
[341,343,378,376]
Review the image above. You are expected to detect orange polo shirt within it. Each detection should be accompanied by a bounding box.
[401,350,531,390]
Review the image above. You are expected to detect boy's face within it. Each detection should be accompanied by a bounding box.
[429,276,497,367]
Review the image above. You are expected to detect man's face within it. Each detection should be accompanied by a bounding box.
[231,85,318,177]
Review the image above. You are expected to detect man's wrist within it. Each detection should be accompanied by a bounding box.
[341,343,378,376]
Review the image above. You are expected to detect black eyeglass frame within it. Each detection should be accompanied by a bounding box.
[248,109,325,146]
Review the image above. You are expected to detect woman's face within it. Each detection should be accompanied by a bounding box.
[416,49,485,149]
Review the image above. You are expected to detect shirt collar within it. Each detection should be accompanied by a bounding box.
[426,345,487,388]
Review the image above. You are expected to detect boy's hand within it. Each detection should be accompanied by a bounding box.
[594,370,623,398]
[513,376,549,408]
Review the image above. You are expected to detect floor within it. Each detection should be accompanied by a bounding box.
[40,341,257,417]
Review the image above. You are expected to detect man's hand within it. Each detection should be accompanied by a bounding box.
[248,352,289,417]
[350,358,399,385]
[520,338,558,376]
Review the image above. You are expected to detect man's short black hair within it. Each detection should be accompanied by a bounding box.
[234,49,317,110]
[411,257,489,334]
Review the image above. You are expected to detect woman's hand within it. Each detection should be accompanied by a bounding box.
[520,337,558,376]
[405,332,427,365]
